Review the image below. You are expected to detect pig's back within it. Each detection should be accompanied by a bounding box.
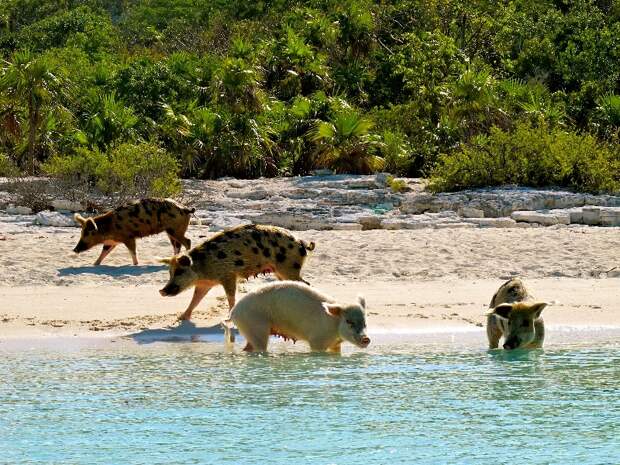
[232,281,334,323]
[109,198,191,238]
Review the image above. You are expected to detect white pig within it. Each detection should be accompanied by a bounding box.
[226,281,370,353]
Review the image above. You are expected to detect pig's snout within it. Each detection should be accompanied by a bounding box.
[503,339,519,350]
[73,242,87,253]
[159,284,180,297]
[360,336,371,347]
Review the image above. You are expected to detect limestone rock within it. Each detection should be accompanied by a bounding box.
[208,216,252,231]
[511,210,570,226]
[6,205,32,215]
[51,199,85,212]
[463,217,517,228]
[35,211,76,227]
[460,207,485,218]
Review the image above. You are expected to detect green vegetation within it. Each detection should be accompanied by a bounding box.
[430,123,620,193]
[43,142,180,200]
[1,0,619,193]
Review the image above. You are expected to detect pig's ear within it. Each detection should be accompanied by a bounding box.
[323,303,343,317]
[528,302,547,319]
[84,218,98,232]
[74,213,86,226]
[357,295,366,309]
[158,257,174,265]
[489,303,513,319]
[178,255,192,267]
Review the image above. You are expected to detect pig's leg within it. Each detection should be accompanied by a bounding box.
[124,238,138,265]
[94,241,118,265]
[237,320,269,352]
[168,227,191,252]
[486,314,502,349]
[179,236,191,250]
[179,283,212,321]
[221,276,237,310]
[531,318,545,348]
[326,342,342,354]
[167,234,181,254]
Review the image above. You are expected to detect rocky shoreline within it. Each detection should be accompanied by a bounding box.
[1,174,619,233]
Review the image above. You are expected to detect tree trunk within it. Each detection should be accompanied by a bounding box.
[27,97,38,175]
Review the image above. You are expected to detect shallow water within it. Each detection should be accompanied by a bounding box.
[1,333,619,465]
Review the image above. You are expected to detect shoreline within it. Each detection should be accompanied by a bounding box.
[1,277,617,342]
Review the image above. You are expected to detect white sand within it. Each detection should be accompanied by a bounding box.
[0,226,618,340]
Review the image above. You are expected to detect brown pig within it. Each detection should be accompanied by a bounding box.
[73,198,195,265]
[486,278,548,350]
[159,224,315,320]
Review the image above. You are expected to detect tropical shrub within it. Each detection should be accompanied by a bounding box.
[430,123,620,194]
[0,152,19,176]
[309,111,384,174]
[43,142,181,201]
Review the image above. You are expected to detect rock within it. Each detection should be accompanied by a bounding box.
[227,188,270,201]
[400,193,438,214]
[51,199,84,212]
[208,216,252,231]
[35,211,76,227]
[608,269,620,278]
[310,169,334,176]
[463,217,517,228]
[434,222,477,229]
[565,207,584,224]
[358,215,383,230]
[600,207,620,226]
[582,207,601,225]
[460,207,485,218]
[374,172,390,187]
[511,210,570,226]
[6,205,32,215]
[380,218,431,230]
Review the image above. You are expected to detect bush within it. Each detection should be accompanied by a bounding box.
[43,142,181,203]
[430,123,620,194]
[0,153,20,177]
[102,142,181,199]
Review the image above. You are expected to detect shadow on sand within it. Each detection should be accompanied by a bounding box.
[58,264,166,277]
[127,320,238,345]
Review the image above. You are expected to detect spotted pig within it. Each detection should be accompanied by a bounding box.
[486,278,548,350]
[73,198,194,265]
[159,224,315,321]
[226,281,370,353]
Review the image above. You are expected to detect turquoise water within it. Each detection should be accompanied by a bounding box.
[1,334,619,465]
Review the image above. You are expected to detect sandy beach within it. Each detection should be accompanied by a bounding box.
[0,225,618,341]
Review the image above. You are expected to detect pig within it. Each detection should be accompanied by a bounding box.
[226,281,370,352]
[159,224,316,320]
[73,198,194,266]
[486,278,548,350]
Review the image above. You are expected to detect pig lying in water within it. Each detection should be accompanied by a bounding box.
[159,224,315,320]
[73,198,194,265]
[226,281,370,353]
[486,278,548,350]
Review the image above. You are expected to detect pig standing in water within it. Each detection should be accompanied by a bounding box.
[486,278,548,350]
[226,281,370,353]
[159,224,315,320]
[73,198,194,265]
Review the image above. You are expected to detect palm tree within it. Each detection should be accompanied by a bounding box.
[309,111,384,174]
[0,51,61,173]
